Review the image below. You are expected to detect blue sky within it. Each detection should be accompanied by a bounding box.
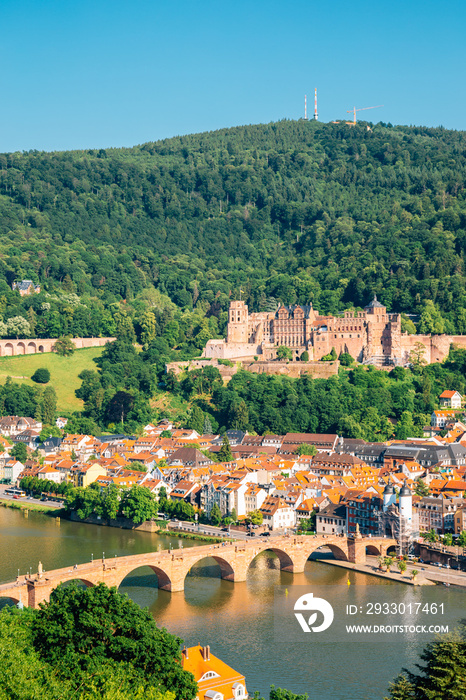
[2,0,465,152]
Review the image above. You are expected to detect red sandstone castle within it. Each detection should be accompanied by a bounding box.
[204,297,466,366]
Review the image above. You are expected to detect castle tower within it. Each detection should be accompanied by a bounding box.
[227,301,249,344]
[383,483,396,512]
[399,484,412,524]
[364,295,389,360]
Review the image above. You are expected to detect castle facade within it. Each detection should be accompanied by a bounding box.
[203,298,466,366]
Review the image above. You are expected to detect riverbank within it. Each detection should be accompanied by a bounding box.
[0,499,63,516]
[157,529,232,544]
[66,511,229,544]
[316,557,436,586]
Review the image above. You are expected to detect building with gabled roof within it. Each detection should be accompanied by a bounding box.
[439,390,462,409]
[69,462,107,488]
[316,503,347,535]
[259,494,295,530]
[5,460,25,484]
[296,497,319,520]
[12,279,41,296]
[181,644,248,700]
[431,410,457,428]
[167,447,214,468]
[280,432,339,454]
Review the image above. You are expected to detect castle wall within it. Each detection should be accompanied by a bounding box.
[167,358,339,381]
[204,339,260,360]
[244,360,339,379]
[400,334,455,364]
[311,333,367,362]
[0,337,114,357]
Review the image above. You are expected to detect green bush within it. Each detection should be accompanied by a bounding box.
[31,368,50,384]
[339,352,354,367]
[218,359,234,367]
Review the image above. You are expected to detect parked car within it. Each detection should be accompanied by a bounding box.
[246,532,256,537]
[259,532,271,537]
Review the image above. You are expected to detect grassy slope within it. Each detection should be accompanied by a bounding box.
[0,347,104,414]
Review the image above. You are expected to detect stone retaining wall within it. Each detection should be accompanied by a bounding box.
[0,337,115,357]
[166,358,339,380]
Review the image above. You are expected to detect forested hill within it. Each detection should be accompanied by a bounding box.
[1,119,466,333]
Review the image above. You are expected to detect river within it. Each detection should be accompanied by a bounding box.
[1,507,465,700]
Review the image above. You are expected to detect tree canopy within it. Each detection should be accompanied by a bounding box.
[0,583,197,699]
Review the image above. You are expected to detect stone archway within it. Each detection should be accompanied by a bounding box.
[38,345,44,353]
[4,343,14,356]
[27,342,36,354]
[307,542,349,562]
[366,544,382,557]
[186,555,236,584]
[248,547,295,574]
[17,342,26,355]
[117,565,172,592]
[58,578,95,589]
[0,596,20,608]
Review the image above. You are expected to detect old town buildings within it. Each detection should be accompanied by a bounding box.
[6,414,466,539]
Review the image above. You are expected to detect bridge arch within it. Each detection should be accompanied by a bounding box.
[17,342,26,355]
[3,343,14,356]
[38,345,45,353]
[186,554,235,584]
[366,544,382,557]
[57,577,95,589]
[0,596,20,608]
[117,565,172,592]
[27,342,36,354]
[248,547,294,573]
[307,542,348,562]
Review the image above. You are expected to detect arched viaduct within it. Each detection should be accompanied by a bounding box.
[0,535,396,609]
[0,337,115,357]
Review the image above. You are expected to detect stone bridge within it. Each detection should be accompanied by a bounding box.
[0,535,396,608]
[0,337,115,357]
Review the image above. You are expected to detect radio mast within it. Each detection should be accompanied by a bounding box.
[314,88,318,120]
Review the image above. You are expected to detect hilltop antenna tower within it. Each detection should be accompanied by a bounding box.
[304,94,307,120]
[314,88,318,120]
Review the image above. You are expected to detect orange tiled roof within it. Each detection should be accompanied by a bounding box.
[181,645,247,700]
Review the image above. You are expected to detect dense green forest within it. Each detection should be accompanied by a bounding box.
[1,119,466,342]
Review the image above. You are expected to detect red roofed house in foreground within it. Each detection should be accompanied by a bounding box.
[181,644,248,700]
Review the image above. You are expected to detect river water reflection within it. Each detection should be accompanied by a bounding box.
[1,508,465,700]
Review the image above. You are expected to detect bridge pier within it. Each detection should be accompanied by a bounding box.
[347,537,366,565]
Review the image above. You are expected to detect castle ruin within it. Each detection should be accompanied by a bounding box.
[203,297,466,366]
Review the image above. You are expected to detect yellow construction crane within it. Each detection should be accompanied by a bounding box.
[346,104,383,125]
